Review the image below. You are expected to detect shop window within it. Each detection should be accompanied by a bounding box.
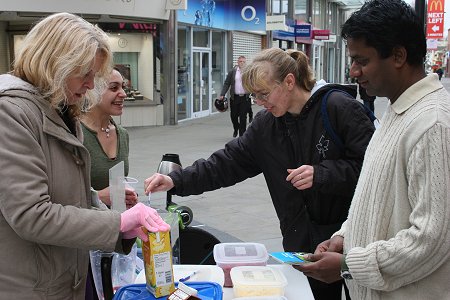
[193,28,209,48]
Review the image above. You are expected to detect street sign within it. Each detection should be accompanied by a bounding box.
[266,15,288,31]
[294,24,312,38]
[312,29,330,40]
[426,0,445,39]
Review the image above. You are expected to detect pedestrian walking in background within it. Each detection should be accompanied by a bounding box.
[0,13,169,299]
[220,56,251,137]
[144,48,375,300]
[435,67,443,80]
[358,83,376,113]
[295,1,450,299]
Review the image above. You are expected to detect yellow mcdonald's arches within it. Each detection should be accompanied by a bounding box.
[429,0,444,12]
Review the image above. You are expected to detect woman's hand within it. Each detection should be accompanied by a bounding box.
[286,165,314,190]
[144,173,175,195]
[125,188,138,209]
[97,187,111,206]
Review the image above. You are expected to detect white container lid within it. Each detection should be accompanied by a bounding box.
[230,266,288,288]
[213,243,269,265]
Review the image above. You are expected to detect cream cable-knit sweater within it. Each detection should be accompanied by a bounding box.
[334,74,450,299]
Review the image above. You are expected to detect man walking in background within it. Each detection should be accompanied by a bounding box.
[220,56,251,137]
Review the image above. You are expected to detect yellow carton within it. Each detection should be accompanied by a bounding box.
[142,229,175,297]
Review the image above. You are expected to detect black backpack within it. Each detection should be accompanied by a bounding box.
[321,89,378,153]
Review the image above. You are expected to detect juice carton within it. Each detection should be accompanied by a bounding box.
[142,229,175,297]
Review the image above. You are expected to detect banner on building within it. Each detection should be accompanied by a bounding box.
[427,38,439,50]
[272,19,296,42]
[426,0,445,39]
[312,29,330,40]
[266,15,288,31]
[294,24,312,38]
[177,0,266,31]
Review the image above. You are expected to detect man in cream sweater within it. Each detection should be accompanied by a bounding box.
[295,1,450,299]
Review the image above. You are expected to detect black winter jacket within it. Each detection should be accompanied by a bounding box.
[169,84,375,252]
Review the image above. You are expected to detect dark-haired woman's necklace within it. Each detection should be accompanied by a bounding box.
[101,122,112,138]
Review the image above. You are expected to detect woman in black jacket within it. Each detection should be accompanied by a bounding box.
[145,48,375,300]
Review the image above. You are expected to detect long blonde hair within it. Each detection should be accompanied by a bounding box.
[13,12,112,117]
[242,48,315,93]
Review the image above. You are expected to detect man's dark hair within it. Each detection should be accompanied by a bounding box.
[341,0,426,66]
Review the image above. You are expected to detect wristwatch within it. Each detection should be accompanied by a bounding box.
[340,254,353,280]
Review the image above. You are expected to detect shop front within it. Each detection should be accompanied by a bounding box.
[0,0,170,127]
[176,0,265,122]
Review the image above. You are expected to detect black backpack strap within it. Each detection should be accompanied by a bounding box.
[321,89,350,153]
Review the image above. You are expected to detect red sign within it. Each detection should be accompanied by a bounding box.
[426,0,445,39]
[312,29,330,40]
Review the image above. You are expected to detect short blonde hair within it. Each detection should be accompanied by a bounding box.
[242,48,315,93]
[13,12,112,117]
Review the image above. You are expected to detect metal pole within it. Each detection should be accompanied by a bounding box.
[162,10,178,125]
[415,0,426,33]
[266,0,272,48]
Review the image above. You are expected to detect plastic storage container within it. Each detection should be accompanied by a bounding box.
[230,266,288,298]
[213,243,268,287]
[113,282,223,300]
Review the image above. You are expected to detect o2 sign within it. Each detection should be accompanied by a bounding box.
[241,5,260,25]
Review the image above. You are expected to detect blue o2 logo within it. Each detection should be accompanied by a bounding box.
[241,5,260,24]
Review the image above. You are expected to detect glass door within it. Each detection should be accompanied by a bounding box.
[192,50,210,118]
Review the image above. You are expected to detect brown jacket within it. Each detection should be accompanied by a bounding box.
[0,74,126,299]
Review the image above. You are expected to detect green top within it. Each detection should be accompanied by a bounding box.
[81,119,129,190]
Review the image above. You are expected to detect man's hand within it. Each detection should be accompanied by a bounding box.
[294,251,343,283]
[144,173,175,195]
[314,236,344,254]
[286,165,314,190]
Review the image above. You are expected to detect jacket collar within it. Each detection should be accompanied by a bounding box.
[391,73,442,114]
[0,74,83,146]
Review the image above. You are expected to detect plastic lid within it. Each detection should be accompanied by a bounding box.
[213,243,268,264]
[230,266,288,287]
[112,282,223,300]
[231,297,288,300]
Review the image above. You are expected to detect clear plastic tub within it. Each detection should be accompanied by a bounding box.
[213,243,268,287]
[230,266,288,298]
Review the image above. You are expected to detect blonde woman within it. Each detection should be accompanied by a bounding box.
[0,13,169,299]
[144,48,374,300]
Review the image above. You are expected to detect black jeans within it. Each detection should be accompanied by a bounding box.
[230,94,248,136]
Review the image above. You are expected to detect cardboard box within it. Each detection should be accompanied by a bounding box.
[142,229,175,297]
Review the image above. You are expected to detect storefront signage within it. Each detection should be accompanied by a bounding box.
[177,0,266,31]
[426,0,445,39]
[312,29,330,40]
[294,24,312,38]
[266,15,288,31]
[324,34,337,43]
[272,18,296,42]
[99,22,158,33]
[0,0,170,20]
[427,38,438,50]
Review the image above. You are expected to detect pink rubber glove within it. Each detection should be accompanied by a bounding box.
[120,203,170,241]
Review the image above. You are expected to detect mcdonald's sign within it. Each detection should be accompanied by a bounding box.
[429,0,444,11]
[426,0,445,39]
